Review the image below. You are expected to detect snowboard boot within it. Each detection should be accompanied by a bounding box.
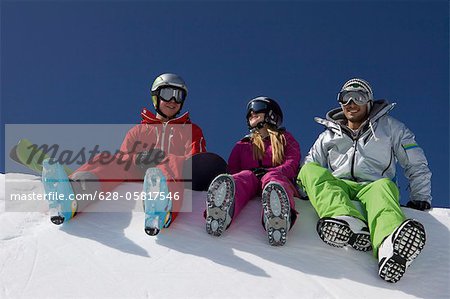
[261,182,290,246]
[378,219,426,283]
[316,216,372,251]
[143,168,172,236]
[206,174,235,237]
[42,159,78,225]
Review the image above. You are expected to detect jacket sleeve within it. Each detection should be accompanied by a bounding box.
[117,125,144,166]
[390,117,432,204]
[303,131,329,168]
[120,125,139,154]
[185,124,207,156]
[269,132,301,179]
[227,143,242,175]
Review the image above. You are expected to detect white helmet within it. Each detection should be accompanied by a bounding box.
[151,73,188,118]
[151,73,188,94]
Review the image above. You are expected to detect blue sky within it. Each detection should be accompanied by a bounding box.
[1,1,449,207]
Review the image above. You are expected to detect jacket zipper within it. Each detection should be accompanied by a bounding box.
[160,122,168,152]
[343,125,365,182]
[350,139,358,181]
[167,127,174,155]
[381,148,393,176]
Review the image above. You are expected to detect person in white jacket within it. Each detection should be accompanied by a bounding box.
[297,78,432,283]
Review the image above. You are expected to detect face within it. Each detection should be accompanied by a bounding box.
[159,99,181,119]
[342,100,369,124]
[248,111,265,127]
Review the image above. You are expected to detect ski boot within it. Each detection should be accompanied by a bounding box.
[42,159,78,225]
[378,219,426,283]
[205,174,235,236]
[316,215,372,251]
[143,168,172,236]
[261,182,290,246]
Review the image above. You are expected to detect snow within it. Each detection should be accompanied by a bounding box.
[1,173,449,299]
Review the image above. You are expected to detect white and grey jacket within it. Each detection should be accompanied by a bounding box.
[303,100,432,204]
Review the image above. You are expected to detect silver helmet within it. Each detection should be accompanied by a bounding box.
[151,73,188,118]
[151,73,188,94]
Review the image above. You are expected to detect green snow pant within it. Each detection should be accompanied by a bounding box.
[298,162,406,257]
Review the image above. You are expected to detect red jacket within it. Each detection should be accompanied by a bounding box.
[73,108,206,190]
[137,108,206,156]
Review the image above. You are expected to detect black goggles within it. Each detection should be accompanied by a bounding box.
[157,87,186,104]
[338,90,371,106]
[246,101,269,118]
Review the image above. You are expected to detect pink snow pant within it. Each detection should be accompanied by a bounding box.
[231,170,298,229]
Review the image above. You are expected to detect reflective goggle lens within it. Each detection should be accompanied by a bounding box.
[158,87,186,104]
[339,90,370,106]
[246,101,269,118]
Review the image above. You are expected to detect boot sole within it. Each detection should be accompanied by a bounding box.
[378,219,426,283]
[317,218,372,251]
[206,175,235,237]
[262,183,290,246]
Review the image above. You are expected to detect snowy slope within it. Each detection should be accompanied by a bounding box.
[1,173,449,299]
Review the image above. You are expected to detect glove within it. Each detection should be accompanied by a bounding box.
[406,200,431,211]
[135,149,166,169]
[252,168,268,179]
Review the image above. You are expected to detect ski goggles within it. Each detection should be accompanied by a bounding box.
[156,87,186,104]
[246,100,269,118]
[338,90,371,106]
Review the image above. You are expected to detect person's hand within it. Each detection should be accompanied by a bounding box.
[135,149,165,169]
[406,200,431,211]
[252,168,268,179]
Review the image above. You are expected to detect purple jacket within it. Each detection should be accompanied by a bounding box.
[227,130,301,180]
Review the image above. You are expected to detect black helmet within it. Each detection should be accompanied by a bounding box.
[246,97,283,130]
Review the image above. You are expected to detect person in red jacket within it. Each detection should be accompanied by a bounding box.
[69,73,206,235]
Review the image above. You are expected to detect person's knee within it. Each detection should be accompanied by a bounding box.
[298,162,322,182]
[261,170,287,183]
[70,171,100,194]
[366,178,400,202]
[233,169,257,182]
[371,178,398,190]
[71,171,98,181]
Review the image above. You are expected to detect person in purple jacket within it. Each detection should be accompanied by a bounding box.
[205,97,301,246]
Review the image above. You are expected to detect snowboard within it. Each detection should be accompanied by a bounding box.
[9,138,74,175]
[183,152,228,191]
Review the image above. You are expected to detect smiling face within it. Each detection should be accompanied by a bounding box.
[248,111,265,128]
[342,100,369,129]
[158,99,181,120]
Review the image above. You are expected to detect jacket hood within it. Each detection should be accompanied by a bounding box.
[315,100,395,133]
[140,107,192,125]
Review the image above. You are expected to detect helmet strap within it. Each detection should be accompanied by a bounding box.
[155,99,169,119]
[248,120,266,132]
